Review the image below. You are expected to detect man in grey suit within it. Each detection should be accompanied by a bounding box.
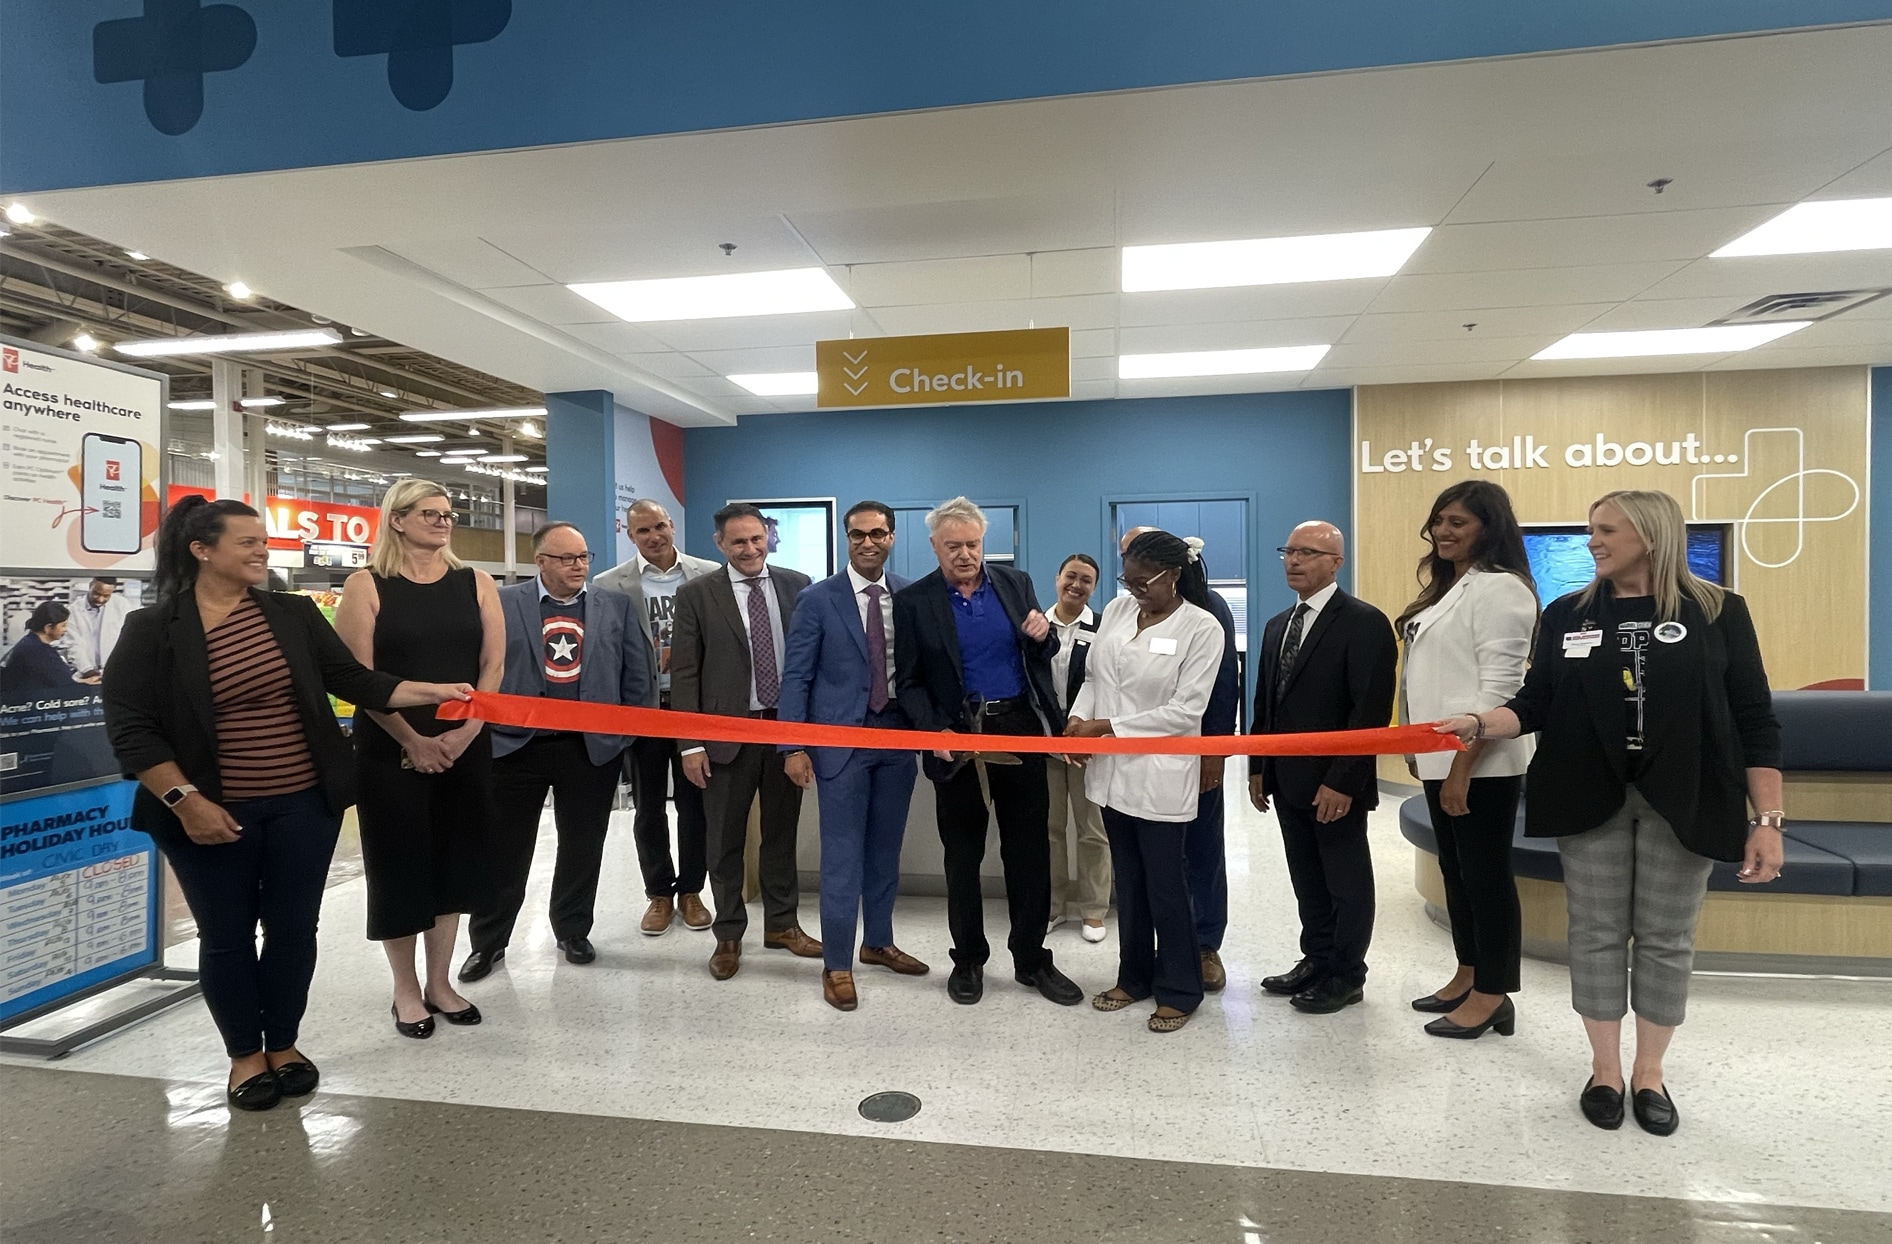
[460,522,653,982]
[595,499,722,936]
[671,502,820,980]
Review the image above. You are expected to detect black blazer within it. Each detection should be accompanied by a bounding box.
[893,563,1060,782]
[1061,610,1101,709]
[1506,585,1779,862]
[1252,588,1398,809]
[103,588,402,835]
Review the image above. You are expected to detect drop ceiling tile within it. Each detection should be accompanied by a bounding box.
[612,352,716,380]
[1500,356,1720,379]
[846,255,1033,307]
[1031,249,1117,298]
[1635,253,1892,300]
[685,346,818,374]
[1113,158,1488,244]
[487,215,816,285]
[1321,335,1550,370]
[1803,144,1892,197]
[867,296,1116,337]
[1070,328,1117,358]
[1831,291,1892,319]
[640,311,860,352]
[1301,361,1512,388]
[674,376,751,399]
[1368,263,1684,314]
[385,238,550,289]
[1575,297,1751,331]
[561,320,673,353]
[1404,208,1777,275]
[1340,304,1614,344]
[1071,356,1117,382]
[789,194,1116,265]
[483,283,624,326]
[1120,282,1384,327]
[1702,344,1892,370]
[1071,379,1118,400]
[1118,317,1356,354]
[1117,373,1323,400]
[1742,316,1892,349]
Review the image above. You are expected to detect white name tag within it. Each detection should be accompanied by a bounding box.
[1563,629,1600,659]
[1148,636,1178,655]
[1074,635,1092,646]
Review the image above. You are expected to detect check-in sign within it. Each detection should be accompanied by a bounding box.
[816,327,1070,407]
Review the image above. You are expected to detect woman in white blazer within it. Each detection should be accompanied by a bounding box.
[1066,531,1226,1033]
[1397,480,1539,1040]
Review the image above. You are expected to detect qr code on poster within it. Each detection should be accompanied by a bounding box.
[101,501,121,519]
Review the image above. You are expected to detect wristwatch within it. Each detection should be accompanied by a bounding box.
[1751,810,1786,830]
[160,783,199,808]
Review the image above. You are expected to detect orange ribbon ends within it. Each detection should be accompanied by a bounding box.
[437,691,1462,758]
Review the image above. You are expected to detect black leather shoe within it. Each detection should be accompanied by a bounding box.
[1424,996,1515,1040]
[423,995,482,1026]
[227,1070,282,1112]
[947,963,984,1005]
[1261,959,1323,996]
[1410,988,1471,1013]
[391,1003,434,1040]
[1015,962,1083,1006]
[457,948,504,982]
[1632,1086,1679,1137]
[557,937,597,965]
[1289,977,1364,1014]
[270,1059,319,1098]
[1580,1078,1625,1130]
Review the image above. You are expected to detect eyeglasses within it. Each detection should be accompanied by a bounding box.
[538,552,592,567]
[846,527,893,543]
[410,508,459,526]
[1276,546,1339,562]
[1116,568,1176,592]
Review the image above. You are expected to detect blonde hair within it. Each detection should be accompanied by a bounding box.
[925,495,987,534]
[1576,489,1723,624]
[369,479,465,578]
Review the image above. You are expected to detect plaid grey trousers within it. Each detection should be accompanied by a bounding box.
[1556,786,1715,1027]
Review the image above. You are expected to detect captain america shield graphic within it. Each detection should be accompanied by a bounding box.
[542,615,584,684]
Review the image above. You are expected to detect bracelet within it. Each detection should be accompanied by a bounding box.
[1752,810,1785,830]
[1470,713,1487,741]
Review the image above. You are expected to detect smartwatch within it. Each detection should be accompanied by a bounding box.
[160,784,199,808]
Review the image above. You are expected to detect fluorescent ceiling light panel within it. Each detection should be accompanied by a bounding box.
[524,466,549,473]
[1122,227,1431,292]
[569,268,853,322]
[1712,197,1892,256]
[382,433,445,444]
[167,400,216,411]
[324,422,371,431]
[237,396,285,408]
[1532,322,1810,360]
[115,328,342,358]
[1118,345,1331,379]
[398,406,546,423]
[483,454,529,463]
[414,450,442,457]
[728,372,819,396]
[440,447,489,455]
[125,250,149,261]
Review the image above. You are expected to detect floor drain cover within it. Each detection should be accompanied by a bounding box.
[858,1091,921,1122]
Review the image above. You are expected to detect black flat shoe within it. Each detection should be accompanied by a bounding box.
[391,1002,435,1040]
[269,1059,320,1097]
[1015,962,1083,1006]
[423,995,482,1026]
[1580,1078,1625,1130]
[227,1070,282,1112]
[1411,988,1471,1013]
[947,963,983,1005]
[1424,996,1516,1040]
[1633,1086,1679,1137]
[1261,959,1322,996]
[457,948,504,982]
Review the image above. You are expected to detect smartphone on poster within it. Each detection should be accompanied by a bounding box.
[81,432,143,555]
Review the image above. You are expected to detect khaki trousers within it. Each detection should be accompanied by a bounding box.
[1047,757,1112,921]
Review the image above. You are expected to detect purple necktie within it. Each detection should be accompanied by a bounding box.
[745,577,779,707]
[864,583,889,713]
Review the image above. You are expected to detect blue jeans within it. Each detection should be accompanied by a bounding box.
[816,743,918,973]
[152,787,341,1057]
[1182,784,1228,952]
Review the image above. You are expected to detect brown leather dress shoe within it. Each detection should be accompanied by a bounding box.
[640,896,674,937]
[708,940,742,980]
[678,892,713,930]
[763,926,823,958]
[859,944,930,976]
[1200,950,1227,993]
[823,970,858,1011]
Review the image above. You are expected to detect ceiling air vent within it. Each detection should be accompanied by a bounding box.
[1711,289,1890,324]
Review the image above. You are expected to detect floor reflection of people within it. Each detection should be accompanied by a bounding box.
[2,602,93,694]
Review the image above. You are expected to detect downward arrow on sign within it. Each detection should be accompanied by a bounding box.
[843,349,867,365]
[844,381,868,395]
[844,365,867,380]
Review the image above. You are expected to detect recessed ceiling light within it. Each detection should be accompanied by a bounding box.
[383,433,445,444]
[569,268,853,322]
[237,396,286,408]
[1531,323,1810,360]
[729,372,819,396]
[225,281,253,300]
[324,422,371,431]
[115,328,342,358]
[483,454,529,463]
[125,250,149,261]
[399,406,546,423]
[1712,197,1892,257]
[167,400,217,411]
[71,333,101,353]
[4,203,35,225]
[1122,228,1432,292]
[1118,345,1331,379]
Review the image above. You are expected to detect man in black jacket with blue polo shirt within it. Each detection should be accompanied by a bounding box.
[893,496,1083,1007]
[460,521,652,982]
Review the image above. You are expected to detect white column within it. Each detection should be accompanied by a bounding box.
[501,432,517,582]
[241,368,269,520]
[209,359,244,499]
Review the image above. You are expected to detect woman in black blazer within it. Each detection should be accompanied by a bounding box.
[104,496,468,1113]
[1437,489,1783,1138]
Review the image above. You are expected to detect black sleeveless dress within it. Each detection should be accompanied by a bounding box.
[355,568,496,940]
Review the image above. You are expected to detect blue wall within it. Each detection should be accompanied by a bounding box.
[1874,367,1892,690]
[546,389,617,563]
[682,389,1354,706]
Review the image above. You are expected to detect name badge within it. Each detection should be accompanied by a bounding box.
[1148,636,1179,655]
[1562,629,1601,659]
[1654,621,1688,644]
[1074,635,1092,646]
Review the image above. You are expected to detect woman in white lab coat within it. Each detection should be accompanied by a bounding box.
[1066,530,1226,1033]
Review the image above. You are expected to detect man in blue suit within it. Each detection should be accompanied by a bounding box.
[778,501,931,1011]
[460,521,652,982]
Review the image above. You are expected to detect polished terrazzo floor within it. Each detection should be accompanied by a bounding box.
[5,762,1890,1241]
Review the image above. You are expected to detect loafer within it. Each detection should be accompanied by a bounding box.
[1289,977,1364,1014]
[1015,961,1083,1006]
[678,892,713,930]
[423,995,482,1026]
[1261,959,1322,996]
[709,940,742,980]
[1199,950,1226,993]
[639,897,674,937]
[391,1003,434,1040]
[227,1070,282,1112]
[822,970,858,1012]
[558,937,597,965]
[763,926,823,958]
[457,948,504,983]
[859,944,930,976]
[1580,1078,1625,1130]
[946,962,983,1005]
[1410,987,1471,1014]
[1633,1086,1679,1137]
[269,1058,320,1098]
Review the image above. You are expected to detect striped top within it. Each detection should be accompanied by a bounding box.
[207,596,318,800]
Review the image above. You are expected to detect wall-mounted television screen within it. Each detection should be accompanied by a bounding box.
[1522,524,1728,607]
[733,498,836,581]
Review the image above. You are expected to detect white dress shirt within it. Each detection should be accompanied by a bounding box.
[1048,604,1094,712]
[1071,596,1226,822]
[728,563,787,712]
[846,564,897,701]
[1281,579,1339,657]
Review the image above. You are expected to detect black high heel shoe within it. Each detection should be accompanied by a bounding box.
[391,1002,435,1040]
[423,994,482,1026]
[1410,988,1471,1014]
[1423,996,1516,1039]
[227,1069,282,1112]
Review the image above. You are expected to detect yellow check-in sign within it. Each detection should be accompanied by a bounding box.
[816,327,1070,407]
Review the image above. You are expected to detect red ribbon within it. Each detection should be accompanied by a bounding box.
[437,691,1462,758]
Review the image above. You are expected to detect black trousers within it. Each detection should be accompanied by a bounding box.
[1103,807,1203,1012]
[153,787,339,1058]
[1275,797,1375,988]
[932,704,1052,974]
[628,730,708,897]
[470,734,621,953]
[1422,774,1524,995]
[702,742,804,942]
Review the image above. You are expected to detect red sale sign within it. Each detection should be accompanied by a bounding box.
[167,485,381,550]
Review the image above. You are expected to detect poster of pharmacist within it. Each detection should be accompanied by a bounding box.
[0,576,142,795]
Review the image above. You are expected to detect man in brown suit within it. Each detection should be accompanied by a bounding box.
[671,502,818,979]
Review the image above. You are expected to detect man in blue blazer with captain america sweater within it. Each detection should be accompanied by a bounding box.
[778,500,932,1012]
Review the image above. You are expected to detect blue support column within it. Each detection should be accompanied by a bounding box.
[1872,367,1891,690]
[546,390,618,563]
